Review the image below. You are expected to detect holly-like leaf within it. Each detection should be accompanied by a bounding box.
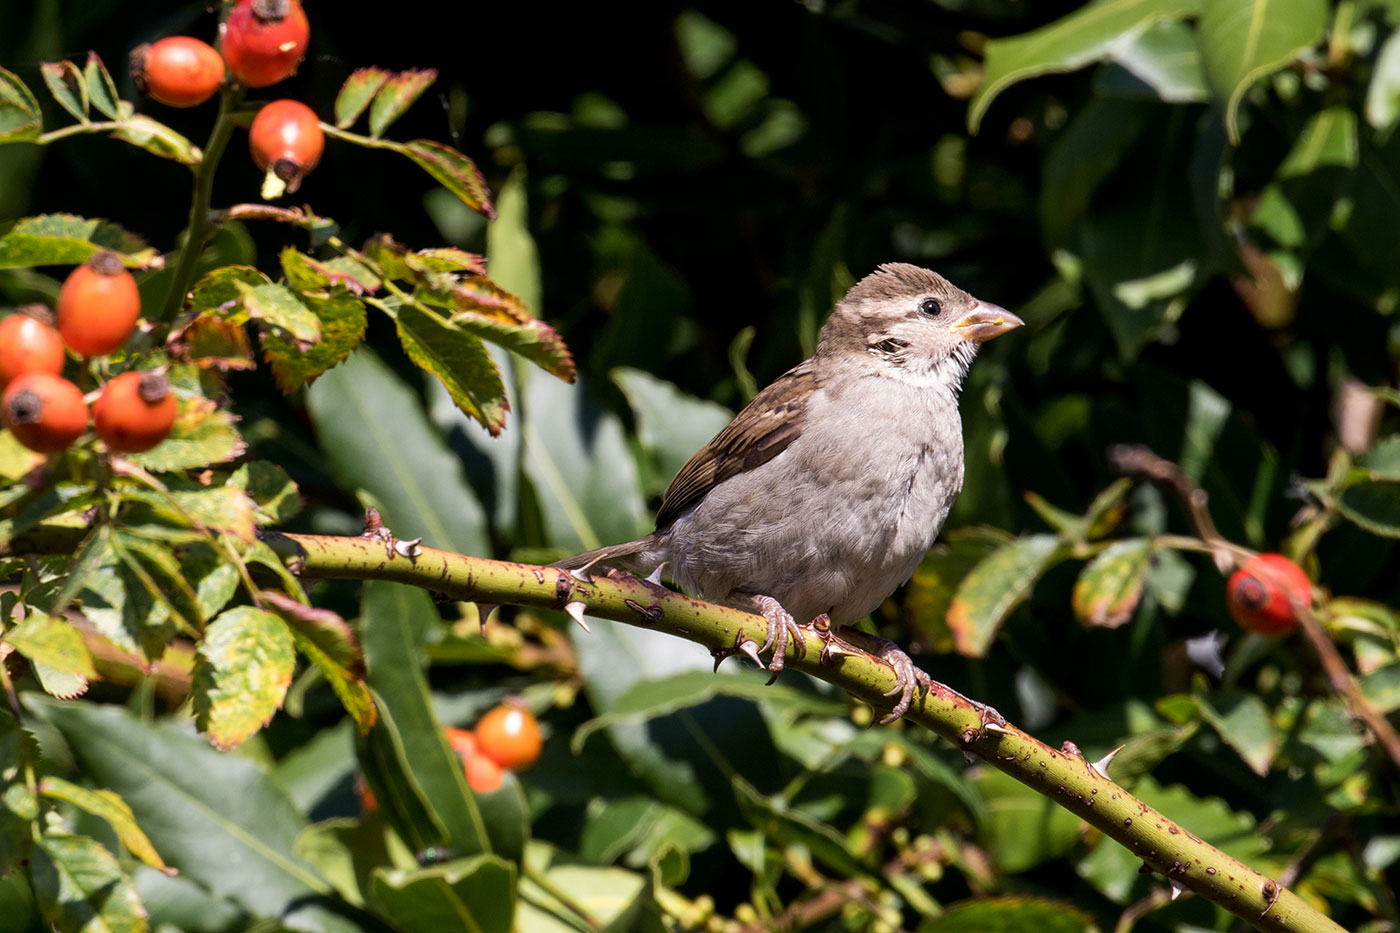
[193,607,296,749]
[129,397,246,472]
[394,299,509,435]
[0,213,157,268]
[83,52,122,120]
[1198,0,1328,142]
[1071,538,1152,628]
[368,68,436,138]
[947,534,1062,656]
[40,60,88,122]
[0,65,42,143]
[403,140,495,218]
[39,777,170,873]
[1,609,97,679]
[334,66,391,129]
[30,831,148,933]
[445,277,576,382]
[239,282,322,344]
[261,289,367,391]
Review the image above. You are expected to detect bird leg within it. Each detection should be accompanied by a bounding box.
[735,593,806,684]
[833,628,932,723]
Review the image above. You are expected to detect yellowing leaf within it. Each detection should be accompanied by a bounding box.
[193,607,296,749]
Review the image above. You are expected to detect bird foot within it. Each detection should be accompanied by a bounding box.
[739,593,806,684]
[836,629,931,723]
[806,613,856,664]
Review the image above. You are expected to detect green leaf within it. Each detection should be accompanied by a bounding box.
[923,896,1097,933]
[1366,29,1400,135]
[231,460,302,524]
[903,527,1010,653]
[572,670,844,751]
[192,607,296,749]
[1358,435,1400,480]
[402,139,495,219]
[968,0,1204,133]
[1195,689,1278,776]
[186,265,270,315]
[977,768,1083,873]
[30,699,366,932]
[517,843,655,931]
[181,542,241,622]
[731,774,875,882]
[0,213,157,268]
[1278,107,1358,178]
[360,582,526,861]
[1337,480,1400,538]
[41,60,88,122]
[30,831,148,933]
[368,69,437,138]
[1197,0,1328,142]
[334,67,391,129]
[306,346,490,556]
[261,289,367,392]
[239,282,322,343]
[612,367,733,491]
[129,401,246,472]
[443,277,576,382]
[119,484,257,543]
[393,298,509,436]
[1093,19,1208,103]
[2,609,97,678]
[947,534,1061,656]
[109,114,202,165]
[262,592,376,734]
[0,65,42,142]
[1071,538,1152,628]
[520,371,650,553]
[369,855,514,933]
[39,777,169,874]
[83,52,122,120]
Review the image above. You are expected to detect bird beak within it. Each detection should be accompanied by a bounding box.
[949,302,1024,343]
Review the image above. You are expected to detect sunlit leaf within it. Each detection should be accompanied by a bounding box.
[193,607,296,749]
[402,140,494,218]
[83,52,122,120]
[110,114,202,165]
[30,831,147,933]
[40,60,88,122]
[128,397,246,472]
[0,213,157,268]
[368,69,436,138]
[1197,0,1328,142]
[334,66,391,129]
[231,460,302,525]
[239,281,321,344]
[947,534,1062,656]
[0,65,42,142]
[394,298,509,436]
[186,265,270,315]
[261,288,366,391]
[369,855,514,933]
[2,609,97,678]
[39,777,169,873]
[1071,538,1152,628]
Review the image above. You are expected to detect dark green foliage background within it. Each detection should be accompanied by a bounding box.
[3,1,1400,931]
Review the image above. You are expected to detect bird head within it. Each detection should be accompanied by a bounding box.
[817,263,1023,391]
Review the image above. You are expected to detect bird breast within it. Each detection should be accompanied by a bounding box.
[663,373,965,625]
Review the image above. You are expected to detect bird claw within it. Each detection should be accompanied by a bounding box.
[748,594,804,682]
[833,629,931,723]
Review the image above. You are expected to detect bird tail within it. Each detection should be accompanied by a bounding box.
[553,534,663,576]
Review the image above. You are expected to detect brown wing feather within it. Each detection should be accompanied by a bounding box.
[655,361,819,529]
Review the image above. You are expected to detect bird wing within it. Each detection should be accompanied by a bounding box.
[655,360,819,529]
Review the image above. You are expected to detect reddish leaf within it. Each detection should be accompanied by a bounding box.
[368,68,437,138]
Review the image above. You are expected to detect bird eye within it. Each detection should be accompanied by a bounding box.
[919,297,941,317]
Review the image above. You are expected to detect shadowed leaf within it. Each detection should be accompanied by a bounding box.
[0,65,42,142]
[40,60,87,122]
[948,534,1062,656]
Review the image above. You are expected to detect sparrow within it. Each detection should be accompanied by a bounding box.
[559,263,1022,718]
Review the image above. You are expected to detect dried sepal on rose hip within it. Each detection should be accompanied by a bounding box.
[130,37,226,107]
[249,99,324,198]
[1226,553,1311,636]
[0,305,66,389]
[93,371,178,453]
[57,251,142,357]
[221,0,310,89]
[2,372,88,454]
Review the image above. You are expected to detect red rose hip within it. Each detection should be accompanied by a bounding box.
[221,0,310,88]
[93,371,177,453]
[1226,553,1311,635]
[249,99,324,194]
[0,305,65,388]
[2,372,88,453]
[131,37,225,107]
[56,252,142,357]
